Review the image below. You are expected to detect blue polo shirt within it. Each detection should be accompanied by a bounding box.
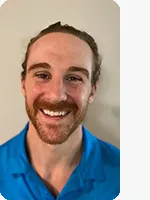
[0,123,120,200]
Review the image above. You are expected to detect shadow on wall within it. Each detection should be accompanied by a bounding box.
[84,100,120,148]
[83,52,120,148]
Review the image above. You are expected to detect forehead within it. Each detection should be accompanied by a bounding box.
[27,32,93,70]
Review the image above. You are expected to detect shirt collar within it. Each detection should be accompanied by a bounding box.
[9,123,105,181]
[79,126,105,181]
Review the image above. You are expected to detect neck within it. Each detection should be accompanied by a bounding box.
[26,123,83,178]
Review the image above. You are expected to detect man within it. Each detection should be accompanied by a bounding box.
[0,22,120,200]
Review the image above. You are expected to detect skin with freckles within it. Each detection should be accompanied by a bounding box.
[21,32,96,197]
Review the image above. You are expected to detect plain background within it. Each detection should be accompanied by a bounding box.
[0,0,120,147]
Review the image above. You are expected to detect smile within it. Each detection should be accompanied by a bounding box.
[42,109,68,117]
[39,109,72,120]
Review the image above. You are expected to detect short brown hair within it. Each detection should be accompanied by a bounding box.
[21,21,102,85]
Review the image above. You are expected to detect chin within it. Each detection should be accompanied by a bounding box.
[34,122,76,145]
[28,106,86,145]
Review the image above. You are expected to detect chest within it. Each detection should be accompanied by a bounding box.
[42,172,72,198]
[1,172,118,200]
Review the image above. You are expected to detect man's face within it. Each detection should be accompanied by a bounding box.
[21,32,96,145]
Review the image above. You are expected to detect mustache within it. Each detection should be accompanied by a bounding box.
[33,99,77,112]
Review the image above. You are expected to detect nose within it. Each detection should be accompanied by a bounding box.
[45,78,67,103]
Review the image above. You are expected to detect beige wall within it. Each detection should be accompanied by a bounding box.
[0,0,120,147]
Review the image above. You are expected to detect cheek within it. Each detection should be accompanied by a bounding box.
[25,82,42,103]
[67,85,90,106]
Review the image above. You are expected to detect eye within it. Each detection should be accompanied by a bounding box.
[66,76,82,82]
[35,73,50,80]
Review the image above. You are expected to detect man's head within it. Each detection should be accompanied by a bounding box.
[21,22,102,145]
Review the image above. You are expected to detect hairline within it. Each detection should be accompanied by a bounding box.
[26,31,96,78]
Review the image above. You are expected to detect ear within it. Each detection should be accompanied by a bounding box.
[21,76,26,97]
[88,84,97,104]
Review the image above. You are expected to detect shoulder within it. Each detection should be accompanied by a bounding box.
[0,133,21,172]
[0,133,21,152]
[0,135,22,199]
[95,137,120,198]
[99,138,120,165]
[99,138,120,179]
[97,137,120,196]
[83,127,120,166]
[0,123,28,162]
[83,127,120,197]
[94,135,120,175]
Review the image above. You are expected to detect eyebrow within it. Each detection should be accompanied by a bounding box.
[27,63,51,73]
[27,62,89,79]
[67,66,89,79]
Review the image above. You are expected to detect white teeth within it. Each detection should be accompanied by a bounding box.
[42,109,67,117]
